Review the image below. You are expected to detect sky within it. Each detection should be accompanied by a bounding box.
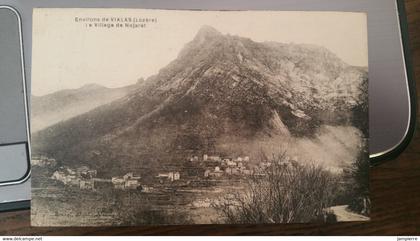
[32,9,368,96]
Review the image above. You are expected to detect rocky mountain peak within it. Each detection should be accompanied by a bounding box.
[32,26,368,173]
[195,25,222,39]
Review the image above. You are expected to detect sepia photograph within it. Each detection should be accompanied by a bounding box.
[31,9,369,226]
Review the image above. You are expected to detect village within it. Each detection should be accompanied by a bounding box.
[191,154,275,178]
[32,153,299,192]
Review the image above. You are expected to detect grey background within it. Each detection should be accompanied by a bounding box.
[0,8,27,145]
[0,7,29,185]
[0,6,30,205]
[0,0,413,205]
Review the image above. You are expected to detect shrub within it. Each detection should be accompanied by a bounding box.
[347,144,370,215]
[213,154,340,224]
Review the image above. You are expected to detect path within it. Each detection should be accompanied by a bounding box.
[329,205,370,222]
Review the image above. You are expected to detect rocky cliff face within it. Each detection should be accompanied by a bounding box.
[32,26,368,174]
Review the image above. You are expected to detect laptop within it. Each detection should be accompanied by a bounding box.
[0,0,416,212]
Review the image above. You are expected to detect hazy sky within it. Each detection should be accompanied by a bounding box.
[32,9,368,96]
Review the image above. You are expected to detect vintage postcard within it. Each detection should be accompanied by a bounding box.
[31,8,369,226]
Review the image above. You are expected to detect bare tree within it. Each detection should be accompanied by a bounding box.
[214,154,340,224]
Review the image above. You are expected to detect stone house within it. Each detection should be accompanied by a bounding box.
[209,171,223,178]
[65,175,79,186]
[141,185,153,193]
[157,172,180,182]
[32,157,56,167]
[173,172,181,181]
[80,179,95,190]
[204,170,211,177]
[208,156,221,162]
[125,179,140,189]
[205,168,223,178]
[111,177,125,189]
[123,172,141,181]
[226,160,237,167]
[111,173,141,189]
[66,168,76,176]
[77,166,97,179]
[52,172,64,183]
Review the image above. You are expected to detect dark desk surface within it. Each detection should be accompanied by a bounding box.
[1,0,420,235]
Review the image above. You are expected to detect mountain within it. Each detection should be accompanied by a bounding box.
[31,84,138,132]
[32,26,368,175]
